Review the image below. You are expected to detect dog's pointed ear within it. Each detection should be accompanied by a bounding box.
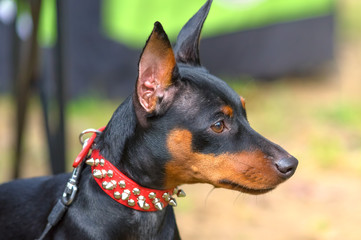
[134,21,177,124]
[174,0,212,66]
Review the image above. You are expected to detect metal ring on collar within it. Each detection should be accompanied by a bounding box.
[79,128,101,146]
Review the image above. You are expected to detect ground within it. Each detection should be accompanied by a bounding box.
[1,0,361,239]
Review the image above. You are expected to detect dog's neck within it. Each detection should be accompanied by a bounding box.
[72,96,180,239]
[95,95,166,190]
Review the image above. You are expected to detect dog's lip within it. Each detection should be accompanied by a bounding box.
[218,179,275,195]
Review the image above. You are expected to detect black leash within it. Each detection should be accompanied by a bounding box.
[36,129,100,239]
[36,163,84,240]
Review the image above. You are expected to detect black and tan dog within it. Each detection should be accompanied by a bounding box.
[0,1,298,239]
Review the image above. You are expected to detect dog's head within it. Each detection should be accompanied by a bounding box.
[131,0,297,194]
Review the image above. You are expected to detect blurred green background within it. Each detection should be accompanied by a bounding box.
[101,0,334,48]
[1,0,361,239]
[37,0,334,47]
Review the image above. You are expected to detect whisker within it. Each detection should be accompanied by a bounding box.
[233,191,244,206]
[204,186,216,207]
[232,159,266,171]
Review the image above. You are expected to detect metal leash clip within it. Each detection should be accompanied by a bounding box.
[37,128,103,240]
[61,165,82,206]
[62,128,100,205]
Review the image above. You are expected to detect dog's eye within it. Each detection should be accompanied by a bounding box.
[211,121,225,133]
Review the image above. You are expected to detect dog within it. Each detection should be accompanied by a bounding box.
[0,1,298,239]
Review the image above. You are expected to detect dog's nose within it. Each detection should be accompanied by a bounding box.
[274,156,298,179]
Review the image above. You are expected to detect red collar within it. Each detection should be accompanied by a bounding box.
[73,127,185,212]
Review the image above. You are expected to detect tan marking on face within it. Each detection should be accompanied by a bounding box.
[221,105,234,118]
[164,129,284,194]
[240,96,246,109]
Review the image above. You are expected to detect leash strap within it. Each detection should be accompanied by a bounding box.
[36,200,68,240]
[36,128,102,240]
[36,164,85,240]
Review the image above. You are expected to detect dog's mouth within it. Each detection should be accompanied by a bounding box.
[219,179,275,195]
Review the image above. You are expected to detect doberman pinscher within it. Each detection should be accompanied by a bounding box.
[0,1,298,239]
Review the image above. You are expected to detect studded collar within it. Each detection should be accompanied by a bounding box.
[87,149,186,211]
[76,127,186,212]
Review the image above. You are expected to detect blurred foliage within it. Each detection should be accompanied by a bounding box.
[338,0,361,40]
[67,97,120,123]
[38,0,56,47]
[316,102,361,131]
[310,135,343,169]
[313,101,361,170]
[102,0,334,48]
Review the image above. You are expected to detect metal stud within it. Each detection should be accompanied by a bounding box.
[107,170,114,178]
[118,180,126,188]
[143,203,150,210]
[154,202,164,211]
[121,189,131,201]
[162,193,171,202]
[177,189,186,198]
[148,192,156,199]
[101,170,107,178]
[128,199,135,206]
[100,159,105,166]
[102,181,108,188]
[85,158,95,166]
[103,180,117,190]
[169,198,177,207]
[137,196,146,209]
[132,188,140,195]
[93,169,102,179]
[95,158,100,166]
[114,191,121,200]
[137,201,145,209]
[105,181,115,190]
